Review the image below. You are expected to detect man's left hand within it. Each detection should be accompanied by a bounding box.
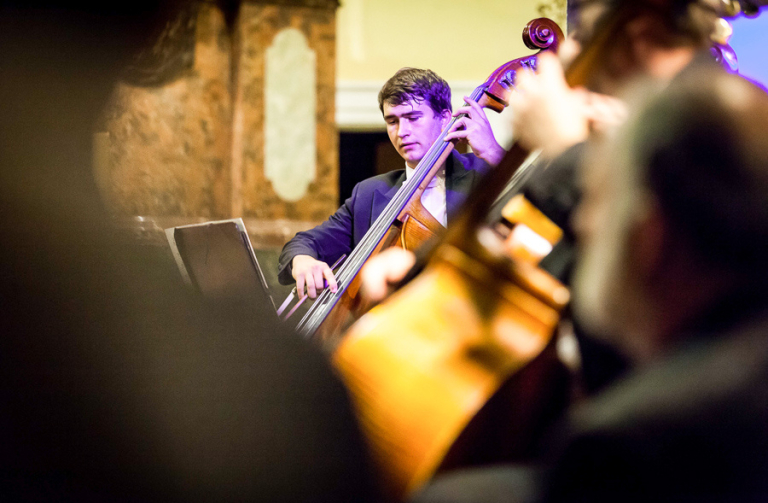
[443,97,506,166]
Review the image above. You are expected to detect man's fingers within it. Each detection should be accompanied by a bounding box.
[512,67,537,93]
[453,105,472,118]
[323,267,338,293]
[464,96,485,117]
[384,249,416,283]
[507,87,523,109]
[443,128,469,142]
[305,271,318,299]
[444,117,469,141]
[360,248,416,302]
[308,267,327,299]
[448,117,465,131]
[296,274,306,300]
[454,96,481,118]
[536,51,565,80]
[586,93,628,126]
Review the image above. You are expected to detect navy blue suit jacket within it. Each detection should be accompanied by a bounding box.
[277,150,491,285]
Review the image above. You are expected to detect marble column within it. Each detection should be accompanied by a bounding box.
[97,0,339,250]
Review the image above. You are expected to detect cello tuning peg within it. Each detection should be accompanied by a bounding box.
[500,70,517,89]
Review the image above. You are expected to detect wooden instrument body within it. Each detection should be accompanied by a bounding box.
[334,239,570,499]
[312,148,451,346]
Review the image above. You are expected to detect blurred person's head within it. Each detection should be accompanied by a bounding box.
[0,1,175,216]
[0,4,378,502]
[572,69,768,361]
[565,0,722,92]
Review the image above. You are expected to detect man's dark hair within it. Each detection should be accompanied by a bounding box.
[630,68,768,275]
[378,67,452,116]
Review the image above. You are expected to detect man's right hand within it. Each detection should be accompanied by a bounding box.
[291,255,338,300]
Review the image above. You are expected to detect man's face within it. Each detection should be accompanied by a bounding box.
[383,99,450,169]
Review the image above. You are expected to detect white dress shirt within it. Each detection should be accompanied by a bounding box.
[404,163,447,227]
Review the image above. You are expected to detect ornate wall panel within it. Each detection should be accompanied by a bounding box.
[264,28,317,202]
[97,0,339,248]
[233,2,338,222]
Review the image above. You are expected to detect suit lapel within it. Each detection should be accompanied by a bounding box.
[368,154,479,227]
[446,151,476,220]
[371,171,407,226]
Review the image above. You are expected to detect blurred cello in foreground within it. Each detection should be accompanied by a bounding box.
[332,19,570,501]
[294,18,563,345]
[333,2,763,500]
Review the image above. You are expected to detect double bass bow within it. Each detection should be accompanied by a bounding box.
[295,18,564,345]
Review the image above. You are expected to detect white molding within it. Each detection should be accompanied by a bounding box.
[335,81,385,131]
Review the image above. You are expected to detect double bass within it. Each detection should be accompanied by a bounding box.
[295,19,564,346]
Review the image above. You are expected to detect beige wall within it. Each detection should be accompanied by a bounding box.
[335,0,567,129]
[338,0,564,82]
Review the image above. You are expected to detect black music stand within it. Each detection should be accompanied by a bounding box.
[165,218,277,312]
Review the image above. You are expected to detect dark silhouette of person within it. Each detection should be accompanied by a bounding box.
[0,3,378,501]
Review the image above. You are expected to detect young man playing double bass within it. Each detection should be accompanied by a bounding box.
[277,67,505,299]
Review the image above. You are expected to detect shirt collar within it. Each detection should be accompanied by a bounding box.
[405,162,445,188]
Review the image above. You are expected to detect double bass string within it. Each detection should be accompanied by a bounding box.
[296,87,487,337]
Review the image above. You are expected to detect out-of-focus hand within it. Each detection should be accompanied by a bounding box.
[583,91,627,133]
[508,52,628,158]
[360,247,416,303]
[443,97,506,166]
[509,52,591,158]
[292,254,338,300]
